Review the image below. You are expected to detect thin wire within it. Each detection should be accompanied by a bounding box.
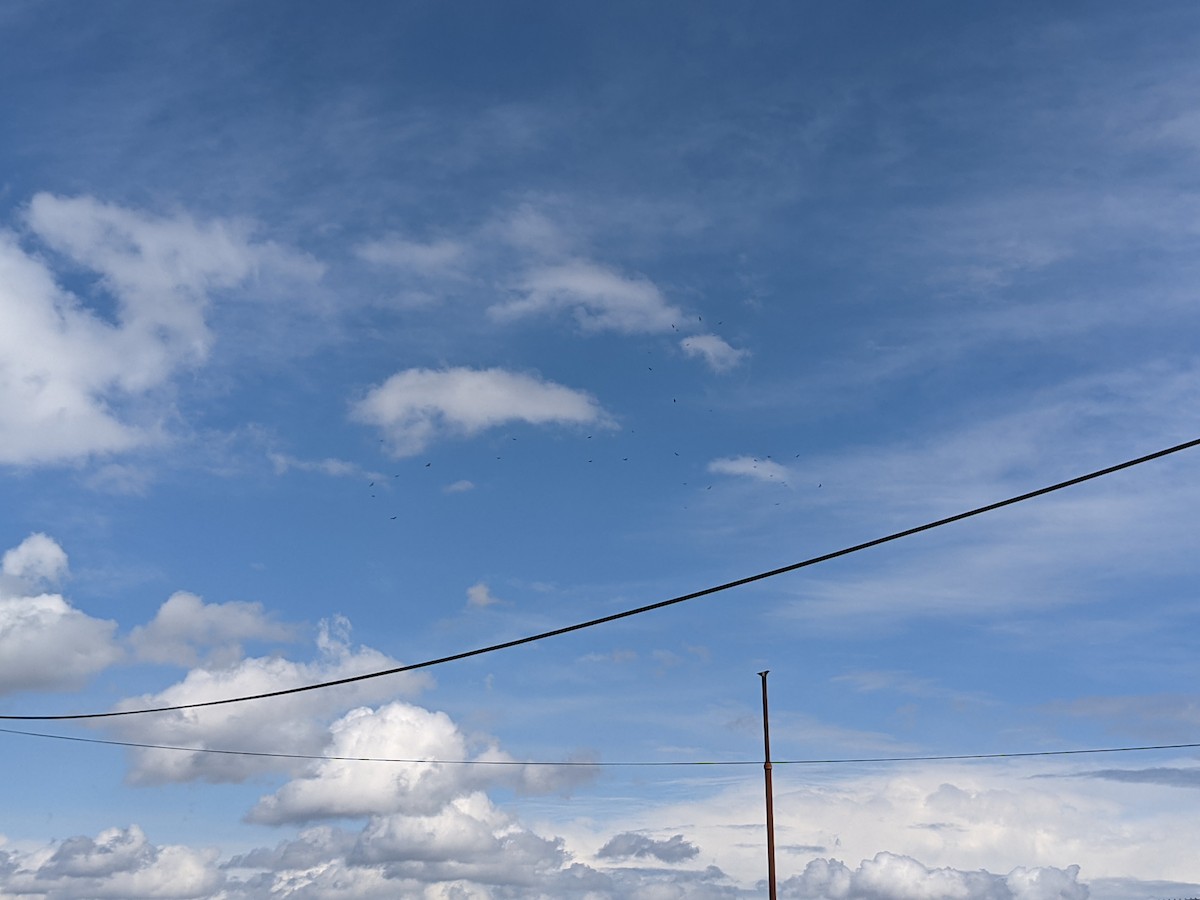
[4,436,1199,723]
[1,726,1197,767]
[775,743,1200,765]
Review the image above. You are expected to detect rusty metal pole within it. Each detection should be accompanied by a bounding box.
[758,670,778,900]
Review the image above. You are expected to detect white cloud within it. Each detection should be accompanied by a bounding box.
[2,531,69,587]
[130,591,297,667]
[782,853,1087,900]
[466,581,501,608]
[572,759,1200,888]
[680,334,748,372]
[0,533,121,694]
[106,617,429,784]
[351,366,612,457]
[0,825,223,899]
[0,593,121,695]
[4,758,1194,898]
[707,455,791,484]
[25,193,248,391]
[0,194,320,467]
[0,230,147,463]
[29,193,243,303]
[232,795,573,897]
[349,793,568,877]
[248,702,477,823]
[492,259,685,333]
[444,479,476,493]
[248,700,594,825]
[0,816,1157,900]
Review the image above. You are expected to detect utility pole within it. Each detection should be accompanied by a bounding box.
[758,670,778,900]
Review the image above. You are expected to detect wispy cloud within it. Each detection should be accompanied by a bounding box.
[832,670,993,708]
[492,259,685,333]
[707,455,791,484]
[268,452,383,481]
[355,235,467,275]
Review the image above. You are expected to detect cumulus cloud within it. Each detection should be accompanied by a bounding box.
[107,617,428,784]
[130,591,297,667]
[351,366,612,457]
[707,455,791,484]
[228,795,578,897]
[492,259,685,333]
[1,531,68,587]
[681,333,749,372]
[248,701,594,825]
[781,852,1087,900]
[598,759,1200,890]
[248,702,481,823]
[0,825,222,898]
[0,194,319,466]
[0,533,121,694]
[444,479,476,493]
[350,796,570,889]
[597,832,700,863]
[0,825,1102,900]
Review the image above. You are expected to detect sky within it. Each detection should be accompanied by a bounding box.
[2,1,1200,897]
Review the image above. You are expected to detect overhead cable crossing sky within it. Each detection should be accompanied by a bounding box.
[4,435,1198,723]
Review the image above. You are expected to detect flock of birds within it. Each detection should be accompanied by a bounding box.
[354,317,825,517]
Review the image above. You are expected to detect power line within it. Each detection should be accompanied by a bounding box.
[3,436,1198,723]
[2,725,1198,768]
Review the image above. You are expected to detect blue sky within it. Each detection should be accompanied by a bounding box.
[2,2,1200,897]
